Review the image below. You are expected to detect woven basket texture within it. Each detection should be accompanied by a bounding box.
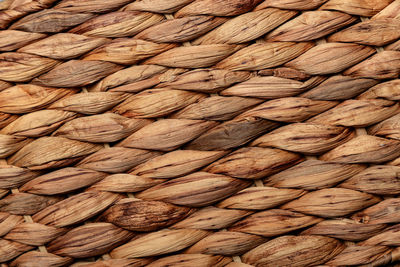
[2,0,400,266]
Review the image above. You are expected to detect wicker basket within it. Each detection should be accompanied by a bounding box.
[1,0,400,266]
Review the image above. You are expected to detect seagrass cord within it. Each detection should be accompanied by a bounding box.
[1,0,400,266]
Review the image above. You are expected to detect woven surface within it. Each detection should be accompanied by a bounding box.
[1,0,400,266]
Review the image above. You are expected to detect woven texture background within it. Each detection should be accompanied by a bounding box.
[1,0,400,266]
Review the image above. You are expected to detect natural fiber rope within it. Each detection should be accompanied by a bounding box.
[1,0,400,266]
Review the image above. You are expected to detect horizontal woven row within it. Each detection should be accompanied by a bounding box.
[1,0,400,266]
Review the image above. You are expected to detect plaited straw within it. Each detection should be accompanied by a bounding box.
[1,0,400,267]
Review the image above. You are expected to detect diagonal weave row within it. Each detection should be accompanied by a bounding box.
[1,0,400,266]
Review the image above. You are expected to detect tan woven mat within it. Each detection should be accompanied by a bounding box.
[1,0,400,266]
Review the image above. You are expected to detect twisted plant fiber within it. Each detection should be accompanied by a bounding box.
[1,0,400,266]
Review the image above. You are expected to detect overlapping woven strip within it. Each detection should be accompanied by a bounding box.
[1,0,400,266]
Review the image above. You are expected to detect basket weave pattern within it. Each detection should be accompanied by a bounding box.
[1,0,400,266]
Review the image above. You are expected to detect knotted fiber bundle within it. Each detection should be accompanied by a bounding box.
[1,0,400,266]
